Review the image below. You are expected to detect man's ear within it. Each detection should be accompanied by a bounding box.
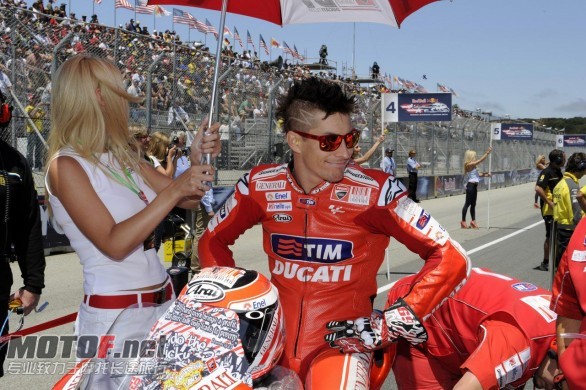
[287,131,302,153]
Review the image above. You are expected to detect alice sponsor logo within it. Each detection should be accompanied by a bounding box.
[267,202,292,212]
[272,259,352,282]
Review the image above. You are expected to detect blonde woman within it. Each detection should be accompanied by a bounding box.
[44,55,219,352]
[461,147,492,228]
[147,131,178,178]
[352,134,385,165]
[534,155,548,208]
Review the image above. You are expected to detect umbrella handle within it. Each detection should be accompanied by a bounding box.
[202,0,230,167]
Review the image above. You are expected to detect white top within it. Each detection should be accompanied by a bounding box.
[46,148,167,295]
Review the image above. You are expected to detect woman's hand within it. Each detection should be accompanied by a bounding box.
[377,134,385,143]
[190,116,221,165]
[485,146,493,155]
[172,164,216,200]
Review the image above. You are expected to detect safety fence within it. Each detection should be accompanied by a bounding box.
[0,5,558,189]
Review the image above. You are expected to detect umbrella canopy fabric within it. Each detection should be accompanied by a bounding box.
[148,0,439,28]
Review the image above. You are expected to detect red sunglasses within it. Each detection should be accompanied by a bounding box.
[290,129,361,152]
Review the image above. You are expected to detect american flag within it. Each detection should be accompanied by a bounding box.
[293,44,304,61]
[95,0,102,4]
[437,83,450,93]
[223,26,232,36]
[172,8,193,26]
[135,0,154,14]
[233,27,244,48]
[194,18,207,33]
[259,34,269,55]
[206,19,218,39]
[282,41,294,56]
[115,0,133,10]
[246,30,256,51]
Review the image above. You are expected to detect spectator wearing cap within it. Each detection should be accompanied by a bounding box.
[381,148,396,176]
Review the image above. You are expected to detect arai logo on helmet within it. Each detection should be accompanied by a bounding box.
[185,282,225,302]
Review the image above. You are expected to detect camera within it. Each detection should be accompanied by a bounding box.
[168,136,179,149]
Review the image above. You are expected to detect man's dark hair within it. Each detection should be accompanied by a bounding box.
[549,149,564,166]
[275,77,355,133]
[565,152,586,173]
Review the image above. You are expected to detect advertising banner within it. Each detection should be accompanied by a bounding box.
[382,93,452,122]
[492,123,534,141]
[562,134,586,147]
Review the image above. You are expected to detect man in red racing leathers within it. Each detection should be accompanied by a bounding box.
[199,77,470,387]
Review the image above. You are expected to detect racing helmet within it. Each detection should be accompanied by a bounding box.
[182,267,285,380]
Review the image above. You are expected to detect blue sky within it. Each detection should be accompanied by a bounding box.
[39,0,585,119]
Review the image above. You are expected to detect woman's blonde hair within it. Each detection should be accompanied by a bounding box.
[46,55,143,172]
[535,154,546,167]
[147,131,170,162]
[463,149,477,173]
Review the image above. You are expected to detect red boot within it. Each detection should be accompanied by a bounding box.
[470,220,479,229]
[460,221,468,229]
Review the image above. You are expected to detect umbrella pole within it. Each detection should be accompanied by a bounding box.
[204,0,229,165]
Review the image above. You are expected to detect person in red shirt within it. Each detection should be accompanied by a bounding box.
[550,217,586,389]
[383,268,561,389]
[199,77,470,388]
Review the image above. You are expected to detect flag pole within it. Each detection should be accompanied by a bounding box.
[487,123,495,230]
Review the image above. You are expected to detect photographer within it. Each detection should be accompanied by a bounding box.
[172,131,190,179]
[147,131,178,178]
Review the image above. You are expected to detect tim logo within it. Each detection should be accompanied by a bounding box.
[299,198,317,206]
[271,234,353,263]
[512,282,537,292]
[416,210,431,229]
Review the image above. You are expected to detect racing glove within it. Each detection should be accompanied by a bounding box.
[324,298,427,353]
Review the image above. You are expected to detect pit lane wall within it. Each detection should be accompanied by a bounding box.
[40,169,536,255]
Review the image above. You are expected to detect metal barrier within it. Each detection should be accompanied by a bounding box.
[0,5,558,189]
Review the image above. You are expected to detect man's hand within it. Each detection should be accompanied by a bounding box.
[384,298,428,345]
[324,298,427,353]
[325,310,394,353]
[10,288,40,316]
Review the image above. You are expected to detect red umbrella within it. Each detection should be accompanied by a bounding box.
[148,0,441,163]
[149,0,439,28]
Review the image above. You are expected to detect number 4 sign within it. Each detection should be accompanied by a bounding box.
[381,93,399,123]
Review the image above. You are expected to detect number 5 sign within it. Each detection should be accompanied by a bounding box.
[381,93,399,123]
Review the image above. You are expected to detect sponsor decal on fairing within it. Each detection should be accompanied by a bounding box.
[571,249,586,262]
